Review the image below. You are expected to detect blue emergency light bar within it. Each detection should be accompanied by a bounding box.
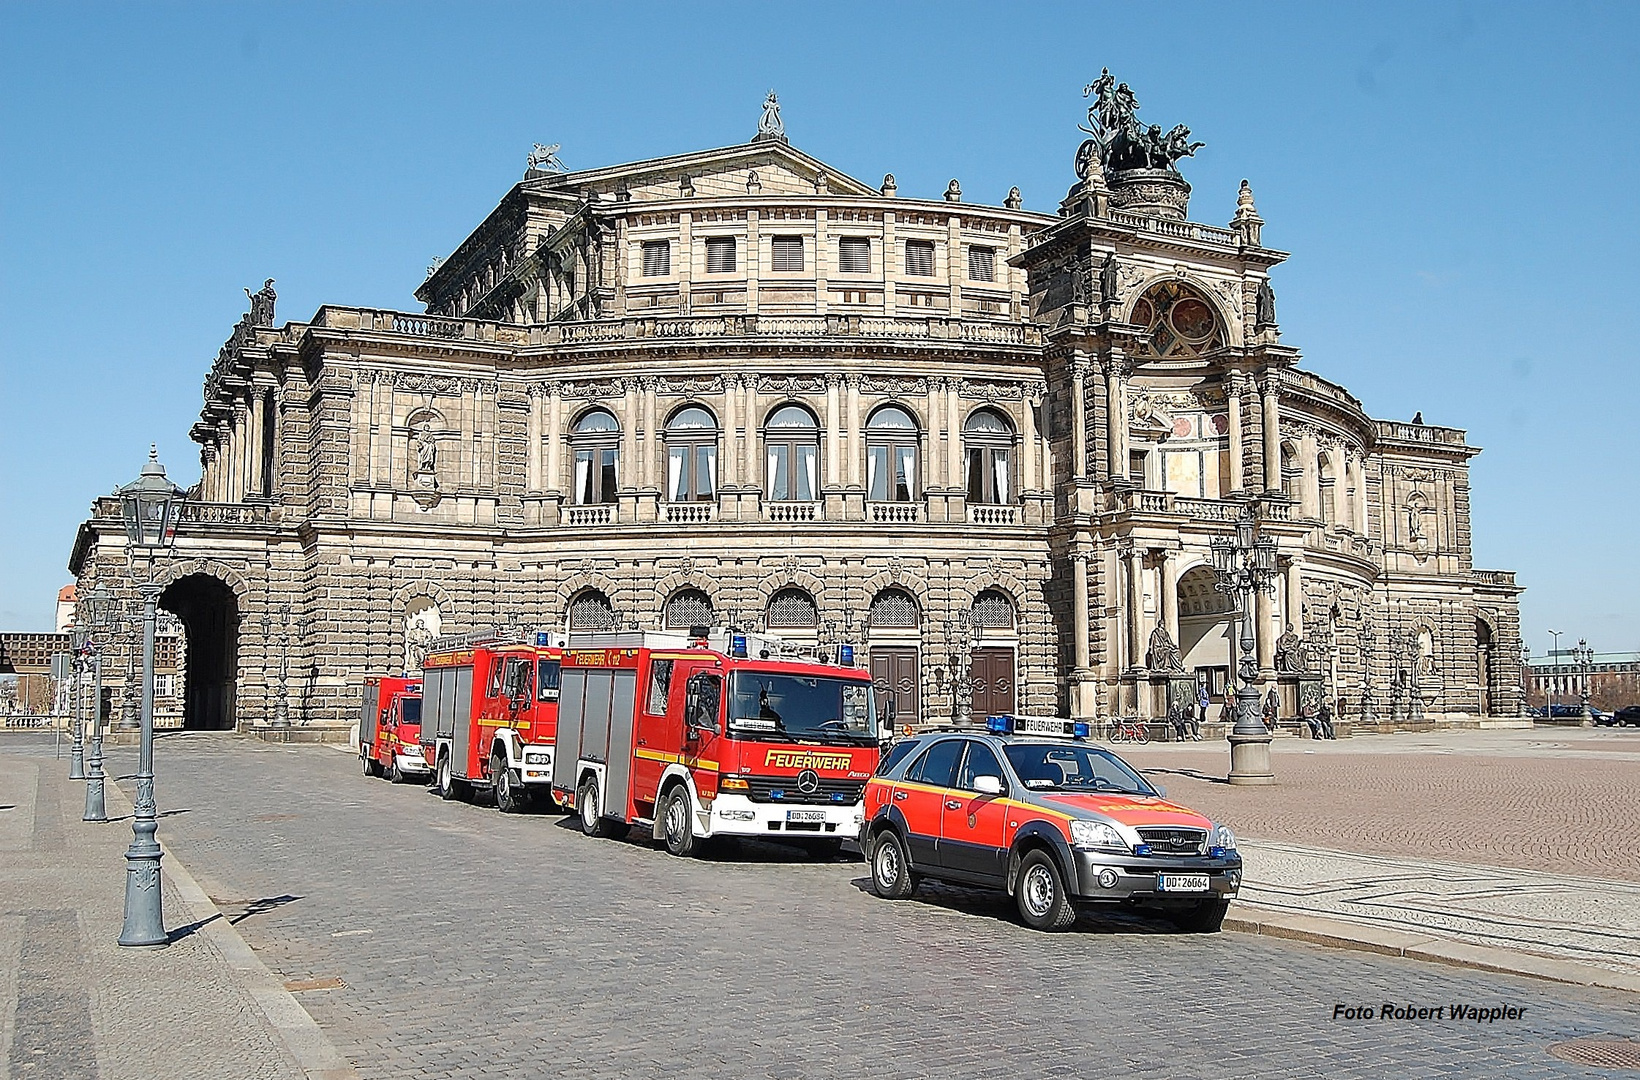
[985,715,1090,739]
[838,644,854,665]
[730,634,748,659]
[535,632,551,647]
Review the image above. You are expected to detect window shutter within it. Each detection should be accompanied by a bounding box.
[772,236,805,273]
[904,240,934,277]
[706,237,736,274]
[839,237,870,273]
[968,246,995,282]
[642,241,670,277]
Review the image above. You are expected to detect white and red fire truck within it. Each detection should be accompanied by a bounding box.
[420,633,562,813]
[358,675,425,782]
[552,629,884,856]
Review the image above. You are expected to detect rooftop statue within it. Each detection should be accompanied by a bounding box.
[756,90,786,142]
[528,143,565,172]
[1076,69,1204,179]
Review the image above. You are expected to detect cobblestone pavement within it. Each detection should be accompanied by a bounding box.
[1118,728,1640,883]
[0,740,309,1080]
[45,732,1636,1080]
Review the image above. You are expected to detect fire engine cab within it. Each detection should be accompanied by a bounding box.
[420,633,562,813]
[358,675,425,782]
[553,628,884,857]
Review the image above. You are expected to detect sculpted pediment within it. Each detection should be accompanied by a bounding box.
[524,142,878,202]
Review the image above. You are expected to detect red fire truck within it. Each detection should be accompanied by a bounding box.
[358,675,425,782]
[552,629,884,856]
[420,634,562,813]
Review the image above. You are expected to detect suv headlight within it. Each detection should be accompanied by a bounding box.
[1069,820,1127,851]
[1214,825,1237,851]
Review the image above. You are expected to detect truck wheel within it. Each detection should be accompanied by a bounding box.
[1016,850,1077,931]
[578,776,616,838]
[388,759,404,784]
[437,754,458,801]
[661,785,696,857]
[869,830,915,900]
[492,750,525,814]
[360,749,373,777]
[1170,899,1229,934]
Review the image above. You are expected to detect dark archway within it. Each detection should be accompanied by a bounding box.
[160,574,239,730]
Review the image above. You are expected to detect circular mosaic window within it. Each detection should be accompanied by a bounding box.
[1169,298,1216,341]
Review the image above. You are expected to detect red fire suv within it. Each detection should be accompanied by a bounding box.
[358,676,425,783]
[861,716,1242,931]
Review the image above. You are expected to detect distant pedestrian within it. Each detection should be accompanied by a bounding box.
[1262,688,1279,731]
[1318,698,1337,740]
[1196,684,1210,740]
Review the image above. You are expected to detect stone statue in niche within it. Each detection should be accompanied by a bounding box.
[405,614,434,674]
[1255,278,1277,327]
[1274,622,1310,674]
[1099,253,1119,305]
[1146,625,1184,672]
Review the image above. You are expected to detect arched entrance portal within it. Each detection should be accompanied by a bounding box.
[159,574,239,730]
[1176,566,1234,706]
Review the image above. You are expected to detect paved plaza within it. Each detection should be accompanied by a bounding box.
[2,728,1638,1079]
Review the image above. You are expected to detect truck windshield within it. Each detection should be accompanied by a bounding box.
[727,673,876,744]
[399,698,422,725]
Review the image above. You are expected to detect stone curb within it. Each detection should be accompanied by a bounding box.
[1225,906,1640,995]
[103,779,360,1080]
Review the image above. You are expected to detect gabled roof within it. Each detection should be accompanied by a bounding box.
[521,140,880,199]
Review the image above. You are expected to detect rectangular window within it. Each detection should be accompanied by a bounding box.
[642,240,670,277]
[904,240,935,277]
[706,237,736,274]
[839,237,870,273]
[968,246,996,282]
[771,236,805,273]
[1129,450,1149,487]
[645,658,674,715]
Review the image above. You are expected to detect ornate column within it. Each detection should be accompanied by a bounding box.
[945,377,962,488]
[844,374,862,488]
[1068,355,1088,481]
[545,383,563,494]
[1022,385,1041,492]
[1103,363,1121,481]
[640,377,658,490]
[1284,557,1304,634]
[1124,542,1144,671]
[375,374,394,488]
[743,376,760,490]
[231,403,249,502]
[1161,549,1179,644]
[1226,372,1245,492]
[722,375,740,487]
[926,377,945,489]
[1255,584,1276,673]
[526,386,543,493]
[825,374,841,488]
[621,378,639,491]
[1071,547,1092,719]
[1262,373,1282,492]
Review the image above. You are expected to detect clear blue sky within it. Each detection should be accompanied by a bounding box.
[2,2,1636,656]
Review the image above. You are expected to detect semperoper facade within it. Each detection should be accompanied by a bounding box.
[69,78,1524,731]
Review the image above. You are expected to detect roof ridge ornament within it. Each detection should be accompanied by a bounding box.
[527,143,565,174]
[754,90,787,144]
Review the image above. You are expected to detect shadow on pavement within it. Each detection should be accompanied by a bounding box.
[167,912,222,943]
[226,894,304,925]
[846,875,1187,936]
[1142,766,1231,786]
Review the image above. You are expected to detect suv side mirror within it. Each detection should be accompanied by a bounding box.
[972,775,1003,796]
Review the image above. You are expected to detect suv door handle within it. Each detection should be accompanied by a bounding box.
[944,800,963,810]
[892,791,908,801]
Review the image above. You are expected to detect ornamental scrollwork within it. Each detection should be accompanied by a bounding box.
[859,376,929,396]
[755,374,827,394]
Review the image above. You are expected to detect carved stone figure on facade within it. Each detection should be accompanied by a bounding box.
[755,90,785,142]
[1099,253,1119,306]
[405,614,434,674]
[527,143,565,172]
[1274,622,1309,674]
[1146,625,1184,673]
[1255,278,1278,328]
[245,279,276,326]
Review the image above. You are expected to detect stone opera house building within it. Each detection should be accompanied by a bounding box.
[69,84,1523,733]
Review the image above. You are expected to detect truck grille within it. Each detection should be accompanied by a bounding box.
[1137,827,1207,855]
[743,776,865,805]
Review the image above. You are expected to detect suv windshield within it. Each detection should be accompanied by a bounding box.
[728,672,877,744]
[1002,742,1156,795]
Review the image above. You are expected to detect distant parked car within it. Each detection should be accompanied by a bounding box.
[1609,705,1640,727]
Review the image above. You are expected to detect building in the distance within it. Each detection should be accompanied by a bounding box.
[68,82,1523,732]
[55,584,76,633]
[1527,651,1640,713]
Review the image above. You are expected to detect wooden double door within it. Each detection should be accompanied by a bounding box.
[870,647,920,728]
[969,647,1016,720]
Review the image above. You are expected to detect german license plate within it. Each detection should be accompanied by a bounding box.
[786,809,827,823]
[1159,874,1210,893]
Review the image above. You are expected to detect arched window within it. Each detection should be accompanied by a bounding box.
[664,588,714,630]
[665,406,717,502]
[963,409,1014,504]
[1127,281,1225,360]
[971,589,1016,630]
[1318,453,1337,525]
[869,588,920,629]
[1279,442,1299,500]
[866,405,919,503]
[765,405,819,502]
[766,588,818,629]
[568,590,616,631]
[571,410,620,505]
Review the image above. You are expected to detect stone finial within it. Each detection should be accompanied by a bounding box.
[944,179,962,203]
[1231,178,1264,247]
[746,170,761,194]
[880,173,897,197]
[679,174,695,198]
[754,89,787,143]
[814,170,829,194]
[1004,186,1022,210]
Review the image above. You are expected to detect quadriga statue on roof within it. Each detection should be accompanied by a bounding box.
[1076,69,1204,179]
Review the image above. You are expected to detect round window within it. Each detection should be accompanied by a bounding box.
[1169,298,1215,341]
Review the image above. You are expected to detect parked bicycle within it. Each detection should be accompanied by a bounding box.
[1107,716,1150,744]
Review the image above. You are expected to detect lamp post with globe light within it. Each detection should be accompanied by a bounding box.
[68,627,89,779]
[115,446,183,947]
[81,583,116,822]
[1210,504,1280,785]
[1572,639,1594,727]
[1546,629,1562,719]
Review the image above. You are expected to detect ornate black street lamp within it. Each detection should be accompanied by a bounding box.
[116,446,183,947]
[69,627,89,779]
[82,582,115,822]
[1210,504,1279,785]
[1572,639,1594,727]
